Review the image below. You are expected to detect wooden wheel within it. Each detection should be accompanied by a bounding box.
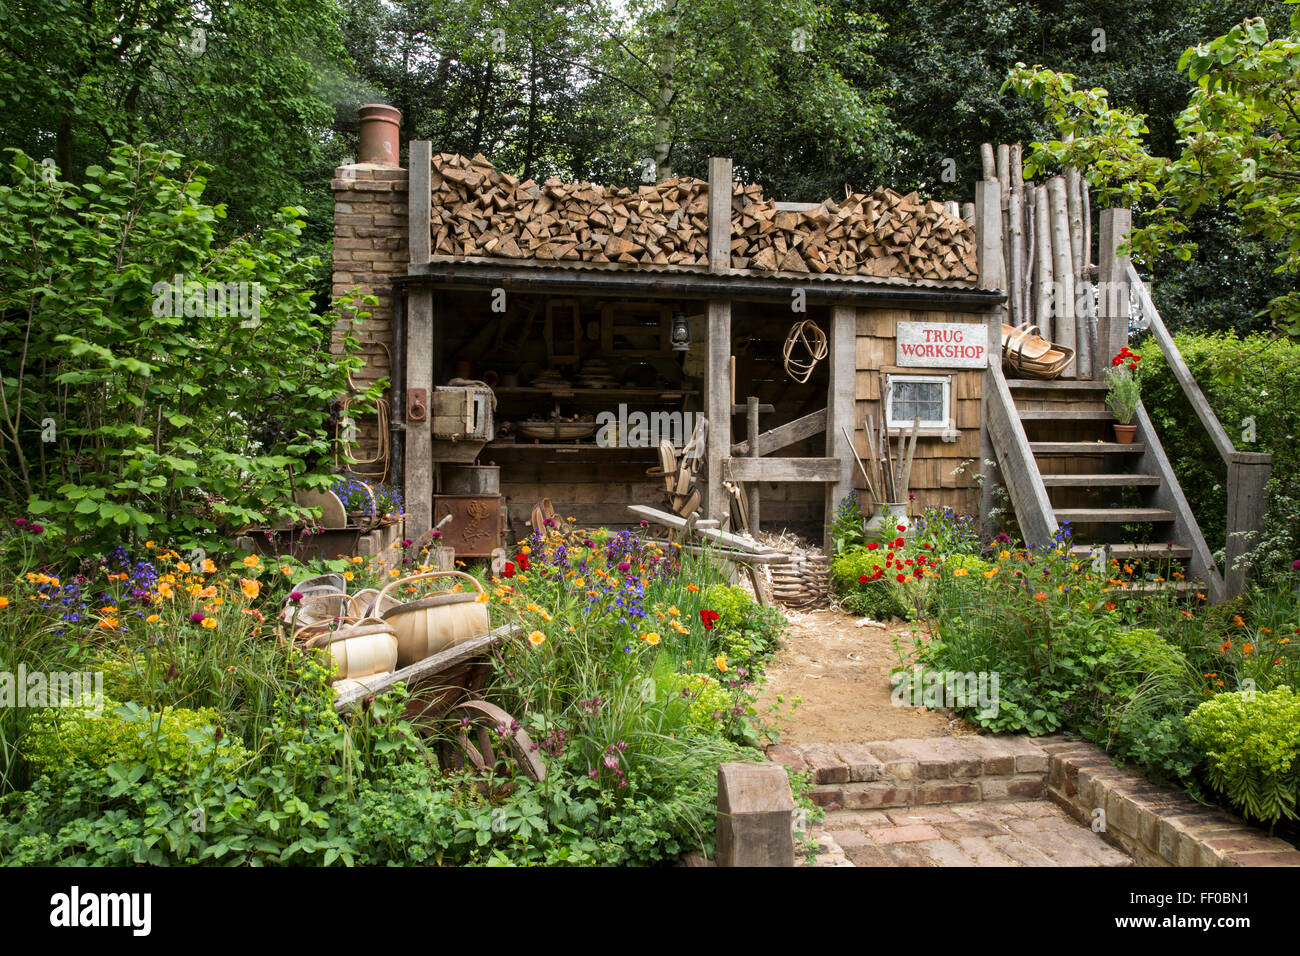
[439,699,547,782]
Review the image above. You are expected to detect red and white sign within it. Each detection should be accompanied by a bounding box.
[896,321,988,368]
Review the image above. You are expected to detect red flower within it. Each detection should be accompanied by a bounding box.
[896,573,907,583]
[896,524,906,532]
[859,574,869,584]
[700,609,720,630]
[517,553,530,571]
[867,542,879,551]
[503,562,515,578]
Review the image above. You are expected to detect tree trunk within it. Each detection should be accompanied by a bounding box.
[1034,184,1054,339]
[1048,176,1076,374]
[652,0,679,182]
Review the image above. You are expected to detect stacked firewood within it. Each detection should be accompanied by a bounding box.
[428,153,976,281]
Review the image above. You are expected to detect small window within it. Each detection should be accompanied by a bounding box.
[885,374,950,429]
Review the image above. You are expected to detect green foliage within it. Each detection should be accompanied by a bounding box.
[1104,367,1142,425]
[703,583,787,671]
[1139,331,1300,582]
[1006,8,1300,333]
[23,698,251,778]
[1187,686,1300,825]
[829,493,867,553]
[0,145,378,555]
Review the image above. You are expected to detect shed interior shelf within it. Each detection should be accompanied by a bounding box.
[494,387,698,400]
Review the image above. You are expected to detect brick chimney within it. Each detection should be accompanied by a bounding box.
[331,105,408,468]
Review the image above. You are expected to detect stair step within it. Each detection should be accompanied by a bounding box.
[1006,379,1110,391]
[1018,410,1113,421]
[1031,442,1144,455]
[1069,543,1193,560]
[1112,580,1204,598]
[1040,474,1161,487]
[1054,508,1176,524]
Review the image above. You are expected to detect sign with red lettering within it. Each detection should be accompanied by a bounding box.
[896,321,988,369]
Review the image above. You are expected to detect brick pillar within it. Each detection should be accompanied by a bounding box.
[330,164,409,474]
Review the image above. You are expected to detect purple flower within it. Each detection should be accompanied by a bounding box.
[588,767,599,779]
[189,612,205,623]
[401,538,413,547]
[13,518,26,526]
[29,524,43,534]
[1292,559,1300,571]
[289,591,304,602]
[432,530,442,538]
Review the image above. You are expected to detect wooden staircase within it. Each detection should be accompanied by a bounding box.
[989,376,1225,600]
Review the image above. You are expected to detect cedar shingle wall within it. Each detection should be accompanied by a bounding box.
[853,308,987,517]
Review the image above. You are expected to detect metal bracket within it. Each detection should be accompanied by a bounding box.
[407,387,428,422]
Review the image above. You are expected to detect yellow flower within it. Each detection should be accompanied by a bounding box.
[999,550,1010,561]
[528,630,546,647]
[242,554,260,568]
[574,577,585,587]
[983,570,997,579]
[351,556,364,564]
[344,571,355,581]
[475,592,490,603]
[714,654,728,673]
[146,614,160,624]
[201,617,218,629]
[521,546,531,555]
[527,602,540,613]
[145,540,155,549]
[240,579,260,599]
[642,632,661,645]
[667,605,680,616]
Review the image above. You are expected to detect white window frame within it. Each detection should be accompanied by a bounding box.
[885,373,952,430]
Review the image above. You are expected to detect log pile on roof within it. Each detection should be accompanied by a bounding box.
[428,152,976,282]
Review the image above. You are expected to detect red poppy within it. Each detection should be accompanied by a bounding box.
[517,553,530,571]
[867,542,879,551]
[700,609,720,630]
[503,562,515,578]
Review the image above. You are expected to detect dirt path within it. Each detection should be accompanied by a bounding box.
[757,607,954,745]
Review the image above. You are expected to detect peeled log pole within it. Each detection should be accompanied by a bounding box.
[1022,185,1036,327]
[1047,177,1076,375]
[1068,170,1092,378]
[1033,184,1054,339]
[981,143,996,181]
[1007,190,1025,329]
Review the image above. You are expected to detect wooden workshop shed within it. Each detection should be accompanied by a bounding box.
[331,122,1004,550]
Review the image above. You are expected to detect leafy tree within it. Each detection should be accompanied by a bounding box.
[1005,8,1300,334]
[0,145,377,554]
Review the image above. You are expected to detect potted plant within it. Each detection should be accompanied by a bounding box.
[1105,347,1142,443]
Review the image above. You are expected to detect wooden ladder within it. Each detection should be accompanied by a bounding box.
[986,366,1225,601]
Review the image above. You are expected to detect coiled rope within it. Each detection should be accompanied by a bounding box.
[782,319,828,384]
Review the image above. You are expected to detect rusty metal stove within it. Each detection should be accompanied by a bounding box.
[432,494,505,558]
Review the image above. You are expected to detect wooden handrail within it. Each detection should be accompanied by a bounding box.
[1125,262,1235,462]
[984,361,1058,548]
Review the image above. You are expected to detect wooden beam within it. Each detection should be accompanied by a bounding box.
[405,286,434,537]
[705,299,732,523]
[974,180,1003,294]
[824,304,857,550]
[723,457,840,482]
[333,626,515,712]
[731,408,826,456]
[984,363,1057,547]
[746,397,761,533]
[1133,403,1225,601]
[408,141,432,264]
[1096,208,1131,379]
[1225,451,1272,599]
[708,157,733,275]
[627,504,777,554]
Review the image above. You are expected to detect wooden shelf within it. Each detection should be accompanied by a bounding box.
[486,441,656,452]
[494,387,696,400]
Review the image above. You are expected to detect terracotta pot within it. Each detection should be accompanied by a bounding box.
[357,104,401,166]
[1113,423,1137,444]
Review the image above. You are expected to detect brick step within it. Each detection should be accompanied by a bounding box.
[1054,507,1176,524]
[1069,543,1193,560]
[1040,473,1161,487]
[769,737,1050,813]
[1031,441,1144,455]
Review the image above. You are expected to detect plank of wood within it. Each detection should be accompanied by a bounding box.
[824,304,857,549]
[1096,208,1131,380]
[1017,410,1113,421]
[626,504,775,554]
[1069,543,1193,559]
[723,457,841,482]
[1030,442,1145,454]
[409,141,432,264]
[1039,473,1160,487]
[708,157,733,274]
[985,363,1058,546]
[679,545,791,564]
[333,627,513,712]
[1225,451,1271,597]
[1052,507,1176,523]
[1006,379,1109,392]
[706,300,731,522]
[731,408,827,456]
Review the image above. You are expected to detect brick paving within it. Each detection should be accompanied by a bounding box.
[803,799,1133,867]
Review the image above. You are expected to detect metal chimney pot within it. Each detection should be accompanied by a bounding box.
[357,104,402,166]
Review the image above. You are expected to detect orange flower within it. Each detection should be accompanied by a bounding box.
[241,554,260,568]
[158,582,174,599]
[1033,592,1047,601]
[201,617,218,629]
[1233,615,1245,627]
[0,596,9,609]
[240,578,260,599]
[146,613,160,624]
[1243,643,1254,655]
[687,583,699,592]
[99,617,118,630]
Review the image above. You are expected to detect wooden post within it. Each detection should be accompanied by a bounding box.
[706,299,732,524]
[708,156,733,275]
[825,304,857,551]
[1097,208,1132,378]
[1225,451,1272,598]
[974,180,1003,295]
[1033,185,1053,339]
[746,397,761,534]
[715,762,795,867]
[405,142,434,538]
[1047,177,1076,377]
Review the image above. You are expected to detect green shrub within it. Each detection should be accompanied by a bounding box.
[657,672,732,729]
[1139,331,1300,582]
[1186,686,1300,825]
[23,697,251,777]
[702,584,786,669]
